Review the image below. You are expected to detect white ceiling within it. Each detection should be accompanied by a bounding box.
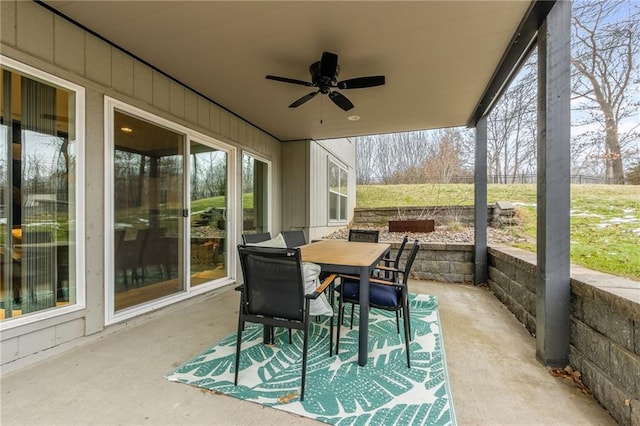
[42,1,534,142]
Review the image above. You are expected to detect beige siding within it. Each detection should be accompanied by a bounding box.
[308,138,356,241]
[281,141,309,231]
[0,0,282,368]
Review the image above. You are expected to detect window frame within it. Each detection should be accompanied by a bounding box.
[0,55,86,330]
[241,150,272,235]
[328,159,348,223]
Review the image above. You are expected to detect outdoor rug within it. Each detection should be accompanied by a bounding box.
[165,294,456,425]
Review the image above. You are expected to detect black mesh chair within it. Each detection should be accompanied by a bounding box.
[235,245,336,401]
[375,235,409,281]
[241,232,271,244]
[336,240,420,368]
[348,229,379,243]
[281,230,307,248]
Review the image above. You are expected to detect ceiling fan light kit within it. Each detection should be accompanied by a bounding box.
[266,51,385,112]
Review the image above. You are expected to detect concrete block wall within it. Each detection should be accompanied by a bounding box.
[353,206,494,227]
[487,246,640,426]
[390,241,474,283]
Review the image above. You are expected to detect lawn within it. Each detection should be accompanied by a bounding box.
[357,183,640,281]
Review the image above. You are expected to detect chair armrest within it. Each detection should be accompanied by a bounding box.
[338,274,403,287]
[375,265,399,273]
[234,284,244,292]
[306,273,337,299]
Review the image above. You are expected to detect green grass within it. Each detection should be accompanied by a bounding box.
[357,183,640,281]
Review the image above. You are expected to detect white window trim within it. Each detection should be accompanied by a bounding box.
[0,55,86,331]
[241,150,272,235]
[328,158,349,223]
[104,97,236,325]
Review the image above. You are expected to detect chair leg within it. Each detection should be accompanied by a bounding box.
[395,311,400,333]
[234,301,244,385]
[336,293,343,354]
[402,294,411,368]
[405,300,412,340]
[349,303,355,329]
[329,282,335,357]
[301,304,311,402]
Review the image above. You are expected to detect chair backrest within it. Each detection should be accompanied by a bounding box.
[242,232,271,244]
[281,230,307,248]
[393,235,410,268]
[348,229,379,243]
[400,240,421,285]
[237,245,305,321]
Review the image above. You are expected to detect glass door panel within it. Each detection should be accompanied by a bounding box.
[189,141,227,287]
[241,153,268,234]
[113,110,184,311]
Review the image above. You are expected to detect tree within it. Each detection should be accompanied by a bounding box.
[571,0,640,184]
[487,57,538,183]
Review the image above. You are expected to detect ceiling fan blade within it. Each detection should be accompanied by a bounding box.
[266,75,313,87]
[320,51,338,78]
[337,76,386,89]
[289,91,318,108]
[328,91,354,111]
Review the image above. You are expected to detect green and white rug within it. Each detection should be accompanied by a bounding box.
[166,294,456,425]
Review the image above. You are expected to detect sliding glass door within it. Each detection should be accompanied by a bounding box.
[112,110,184,312]
[189,141,228,287]
[108,101,234,319]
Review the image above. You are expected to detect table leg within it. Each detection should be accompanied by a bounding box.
[358,266,370,366]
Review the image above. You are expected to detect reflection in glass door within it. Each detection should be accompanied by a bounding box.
[189,142,227,286]
[112,110,184,311]
[241,153,269,234]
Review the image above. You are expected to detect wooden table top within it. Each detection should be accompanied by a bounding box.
[300,239,390,267]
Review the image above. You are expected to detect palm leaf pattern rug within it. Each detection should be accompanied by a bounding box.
[166,294,456,425]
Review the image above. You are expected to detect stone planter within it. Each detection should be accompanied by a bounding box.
[388,219,435,233]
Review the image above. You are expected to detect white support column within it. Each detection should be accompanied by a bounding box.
[474,116,488,285]
[536,0,571,367]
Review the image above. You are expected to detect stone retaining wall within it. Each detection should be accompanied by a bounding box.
[391,241,474,283]
[487,246,640,426]
[354,205,513,227]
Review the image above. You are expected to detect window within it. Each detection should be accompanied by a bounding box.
[328,160,348,222]
[241,153,269,234]
[1,57,84,324]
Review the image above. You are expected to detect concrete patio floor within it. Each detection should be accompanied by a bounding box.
[1,281,615,425]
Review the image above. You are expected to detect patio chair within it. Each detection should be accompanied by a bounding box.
[241,232,271,244]
[235,245,337,401]
[281,230,307,248]
[335,240,420,368]
[375,235,409,281]
[348,229,379,243]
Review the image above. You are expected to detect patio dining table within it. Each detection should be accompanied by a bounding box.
[300,239,390,366]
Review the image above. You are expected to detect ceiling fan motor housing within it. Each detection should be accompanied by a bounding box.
[310,61,339,93]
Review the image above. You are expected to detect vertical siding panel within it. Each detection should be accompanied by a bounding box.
[1,0,16,47]
[229,115,239,141]
[169,80,185,118]
[54,15,85,76]
[85,34,111,86]
[281,141,309,230]
[220,109,230,138]
[152,70,170,111]
[197,97,210,128]
[111,48,134,96]
[209,105,220,134]
[185,90,198,124]
[17,1,53,62]
[133,61,153,104]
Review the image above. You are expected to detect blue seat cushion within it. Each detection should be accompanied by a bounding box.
[338,279,400,308]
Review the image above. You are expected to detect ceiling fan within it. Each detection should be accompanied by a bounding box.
[265,51,385,112]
